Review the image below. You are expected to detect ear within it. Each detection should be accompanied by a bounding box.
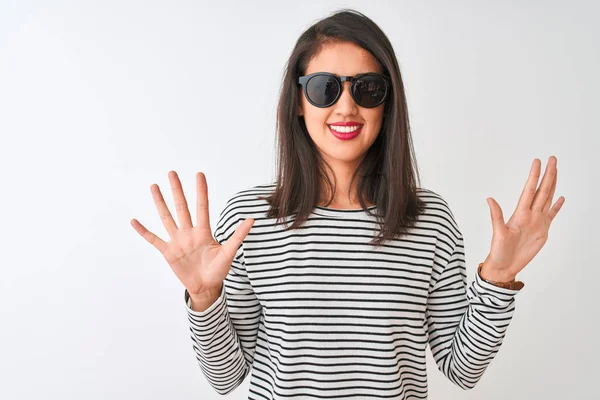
[298,106,303,117]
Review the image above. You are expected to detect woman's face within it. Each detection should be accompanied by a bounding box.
[299,41,385,168]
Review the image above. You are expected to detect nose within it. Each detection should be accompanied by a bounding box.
[333,81,358,115]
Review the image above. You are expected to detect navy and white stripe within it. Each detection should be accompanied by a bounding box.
[184,183,521,399]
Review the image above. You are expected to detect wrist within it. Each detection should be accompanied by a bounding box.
[478,262,524,291]
[479,267,517,283]
[480,258,517,282]
[189,284,222,303]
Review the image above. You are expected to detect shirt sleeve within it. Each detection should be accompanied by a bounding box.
[425,207,522,390]
[183,197,262,395]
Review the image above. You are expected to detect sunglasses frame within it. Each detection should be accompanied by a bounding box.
[297,71,391,109]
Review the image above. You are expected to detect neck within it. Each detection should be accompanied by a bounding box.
[317,156,373,208]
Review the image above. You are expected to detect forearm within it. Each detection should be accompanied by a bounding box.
[185,285,250,395]
[430,271,521,390]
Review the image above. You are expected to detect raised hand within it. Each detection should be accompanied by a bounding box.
[130,171,254,298]
[480,156,565,282]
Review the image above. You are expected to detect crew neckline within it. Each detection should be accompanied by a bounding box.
[312,204,378,218]
[315,204,377,212]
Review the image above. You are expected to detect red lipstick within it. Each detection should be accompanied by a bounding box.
[329,121,362,126]
[328,122,363,140]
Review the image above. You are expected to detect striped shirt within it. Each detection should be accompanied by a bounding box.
[184,183,521,399]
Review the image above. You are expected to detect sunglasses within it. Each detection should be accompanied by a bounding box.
[298,71,391,109]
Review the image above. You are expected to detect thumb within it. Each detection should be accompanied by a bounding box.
[220,218,254,260]
[487,197,505,232]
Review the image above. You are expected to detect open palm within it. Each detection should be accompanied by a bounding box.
[483,156,565,281]
[130,171,254,296]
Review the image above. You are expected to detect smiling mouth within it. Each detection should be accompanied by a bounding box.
[328,124,363,133]
[328,124,363,140]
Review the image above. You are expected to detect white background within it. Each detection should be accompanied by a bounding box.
[1,0,597,399]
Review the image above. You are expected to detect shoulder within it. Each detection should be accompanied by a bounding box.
[416,188,455,215]
[219,181,276,217]
[415,187,460,240]
[213,181,276,240]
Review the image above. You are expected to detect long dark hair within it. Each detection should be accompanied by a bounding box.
[260,8,426,248]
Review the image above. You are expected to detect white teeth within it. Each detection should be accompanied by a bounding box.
[329,125,361,133]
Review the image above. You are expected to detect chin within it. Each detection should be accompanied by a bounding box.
[321,149,366,164]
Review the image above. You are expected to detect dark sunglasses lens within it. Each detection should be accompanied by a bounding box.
[352,76,387,107]
[306,75,340,106]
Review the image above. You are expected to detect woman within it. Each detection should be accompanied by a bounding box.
[130,9,564,400]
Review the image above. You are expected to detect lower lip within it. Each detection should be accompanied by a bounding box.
[328,125,362,140]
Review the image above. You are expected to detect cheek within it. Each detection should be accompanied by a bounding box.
[365,110,384,130]
[303,108,330,130]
